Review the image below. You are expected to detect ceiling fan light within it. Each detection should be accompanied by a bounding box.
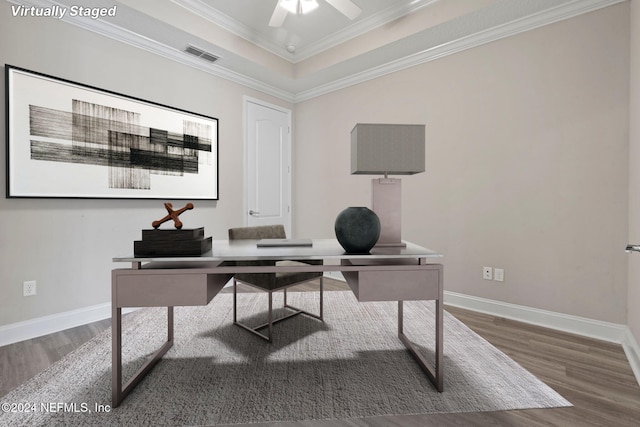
[281,0,298,14]
[300,0,319,14]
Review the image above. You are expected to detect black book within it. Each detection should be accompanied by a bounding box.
[134,236,212,257]
[141,227,205,242]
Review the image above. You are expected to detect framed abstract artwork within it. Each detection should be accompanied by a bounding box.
[5,65,219,199]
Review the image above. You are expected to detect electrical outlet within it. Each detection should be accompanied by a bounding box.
[23,280,37,296]
[482,267,493,280]
[494,268,504,282]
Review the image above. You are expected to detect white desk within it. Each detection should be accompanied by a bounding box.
[111,239,443,407]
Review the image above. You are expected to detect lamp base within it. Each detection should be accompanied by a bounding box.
[371,178,405,247]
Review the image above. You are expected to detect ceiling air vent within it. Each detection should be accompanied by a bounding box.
[184,45,219,63]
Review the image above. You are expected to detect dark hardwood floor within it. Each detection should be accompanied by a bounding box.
[1,280,639,426]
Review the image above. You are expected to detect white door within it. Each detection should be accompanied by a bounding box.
[245,98,292,236]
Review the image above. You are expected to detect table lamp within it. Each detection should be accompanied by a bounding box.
[351,123,425,247]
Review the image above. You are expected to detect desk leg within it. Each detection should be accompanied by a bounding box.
[398,299,444,392]
[112,306,122,407]
[112,305,174,407]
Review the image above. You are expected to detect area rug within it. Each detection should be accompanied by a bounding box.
[0,291,570,426]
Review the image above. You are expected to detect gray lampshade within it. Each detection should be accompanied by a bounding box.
[351,123,425,175]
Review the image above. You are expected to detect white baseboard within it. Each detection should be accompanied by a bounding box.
[444,291,640,386]
[0,304,137,347]
[327,272,640,386]
[444,291,628,343]
[329,271,630,342]
[1,278,639,388]
[623,328,640,385]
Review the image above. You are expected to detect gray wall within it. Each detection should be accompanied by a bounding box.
[629,0,640,349]
[0,1,291,326]
[0,1,634,334]
[293,3,630,323]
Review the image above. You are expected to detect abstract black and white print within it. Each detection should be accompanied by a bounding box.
[7,66,218,199]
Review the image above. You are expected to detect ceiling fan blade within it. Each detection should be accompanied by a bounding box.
[325,0,361,20]
[269,1,288,27]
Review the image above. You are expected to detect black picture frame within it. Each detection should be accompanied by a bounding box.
[5,65,219,199]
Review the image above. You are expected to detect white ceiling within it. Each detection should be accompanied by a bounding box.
[10,0,624,102]
[171,0,439,61]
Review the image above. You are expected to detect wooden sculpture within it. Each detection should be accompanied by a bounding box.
[152,202,194,229]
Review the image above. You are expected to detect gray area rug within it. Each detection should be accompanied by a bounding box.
[0,291,570,426]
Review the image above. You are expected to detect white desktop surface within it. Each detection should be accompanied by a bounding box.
[113,238,442,263]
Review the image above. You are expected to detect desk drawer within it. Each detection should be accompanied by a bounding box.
[114,271,232,307]
[342,267,441,302]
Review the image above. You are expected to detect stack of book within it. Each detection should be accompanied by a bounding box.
[134,227,212,257]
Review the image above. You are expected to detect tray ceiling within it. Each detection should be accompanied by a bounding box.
[8,0,624,102]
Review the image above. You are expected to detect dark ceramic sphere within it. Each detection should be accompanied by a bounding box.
[334,207,381,254]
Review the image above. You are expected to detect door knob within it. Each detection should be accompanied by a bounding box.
[626,244,640,253]
[249,210,260,216]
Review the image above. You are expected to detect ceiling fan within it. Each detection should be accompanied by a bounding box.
[269,0,362,27]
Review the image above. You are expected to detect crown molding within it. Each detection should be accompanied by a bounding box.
[6,0,296,102]
[9,0,625,104]
[293,0,626,102]
[70,17,297,103]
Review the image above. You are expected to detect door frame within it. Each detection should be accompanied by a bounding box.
[242,96,293,235]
